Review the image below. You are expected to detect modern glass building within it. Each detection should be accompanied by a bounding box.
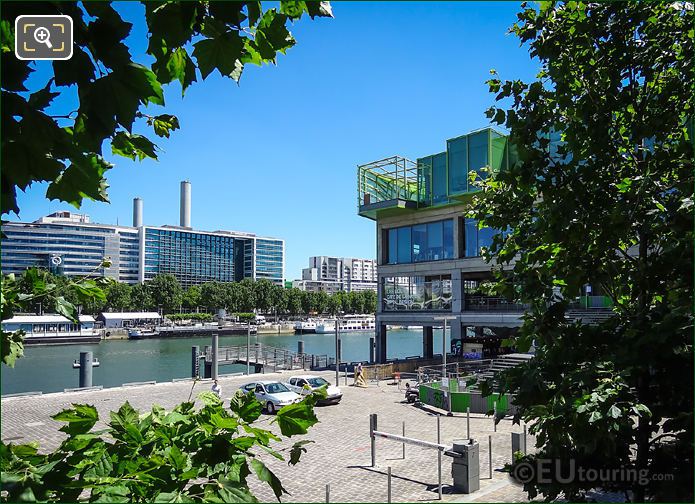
[357,127,527,362]
[1,212,140,283]
[2,184,285,289]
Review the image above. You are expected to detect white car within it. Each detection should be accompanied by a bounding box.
[286,375,343,405]
[239,380,301,414]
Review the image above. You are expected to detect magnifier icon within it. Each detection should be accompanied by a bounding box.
[33,26,52,48]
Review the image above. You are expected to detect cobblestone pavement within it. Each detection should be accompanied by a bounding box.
[2,371,534,502]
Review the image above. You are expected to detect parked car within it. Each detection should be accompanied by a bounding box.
[239,380,301,414]
[286,375,343,405]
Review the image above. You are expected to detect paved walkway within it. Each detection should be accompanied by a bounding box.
[2,370,533,502]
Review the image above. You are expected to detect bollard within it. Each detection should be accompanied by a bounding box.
[488,435,493,479]
[369,337,375,363]
[523,424,527,454]
[493,403,497,432]
[337,338,342,361]
[437,415,442,500]
[191,346,200,378]
[467,407,471,439]
[298,340,305,355]
[325,483,330,503]
[78,351,93,388]
[387,466,392,503]
[402,421,406,459]
[370,413,377,467]
[344,366,348,386]
[211,333,219,381]
[449,439,480,493]
[511,432,527,463]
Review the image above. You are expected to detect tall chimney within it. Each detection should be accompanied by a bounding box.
[133,197,143,227]
[180,180,191,227]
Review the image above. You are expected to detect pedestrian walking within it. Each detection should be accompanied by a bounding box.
[211,379,221,398]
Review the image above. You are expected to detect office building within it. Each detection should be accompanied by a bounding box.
[293,256,377,293]
[2,182,284,288]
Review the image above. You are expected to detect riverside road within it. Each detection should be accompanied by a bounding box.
[1,369,532,503]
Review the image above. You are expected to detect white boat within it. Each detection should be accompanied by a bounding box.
[315,315,375,334]
[294,319,318,333]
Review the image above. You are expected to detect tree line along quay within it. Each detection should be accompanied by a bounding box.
[16,270,378,317]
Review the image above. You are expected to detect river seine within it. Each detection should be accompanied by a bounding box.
[1,329,448,395]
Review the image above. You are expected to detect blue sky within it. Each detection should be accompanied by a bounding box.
[12,1,538,280]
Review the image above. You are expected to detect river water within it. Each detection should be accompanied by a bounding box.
[1,329,448,395]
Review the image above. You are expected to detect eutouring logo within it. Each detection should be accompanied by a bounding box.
[511,459,674,486]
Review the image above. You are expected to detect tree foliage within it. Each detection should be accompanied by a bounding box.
[472,2,693,501]
[0,387,324,502]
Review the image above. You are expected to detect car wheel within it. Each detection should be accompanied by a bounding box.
[266,401,275,414]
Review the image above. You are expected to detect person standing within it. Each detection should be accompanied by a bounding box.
[211,379,221,398]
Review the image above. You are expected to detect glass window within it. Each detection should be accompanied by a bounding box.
[397,227,411,264]
[469,130,489,180]
[388,228,397,264]
[443,220,454,259]
[432,152,447,204]
[478,226,496,253]
[465,219,478,257]
[426,221,443,261]
[447,136,468,194]
[412,224,427,262]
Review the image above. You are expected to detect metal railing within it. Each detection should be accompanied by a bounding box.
[205,343,329,371]
[357,156,431,209]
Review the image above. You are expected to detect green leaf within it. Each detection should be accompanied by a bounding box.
[28,80,59,110]
[588,411,602,423]
[608,405,622,419]
[250,458,288,500]
[288,440,314,465]
[198,390,223,406]
[111,131,159,161]
[1,329,25,367]
[274,400,318,437]
[192,31,245,80]
[46,155,112,208]
[229,390,262,423]
[52,404,99,436]
[150,114,180,139]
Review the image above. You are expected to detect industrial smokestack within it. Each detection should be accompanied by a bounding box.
[133,197,143,227]
[180,180,191,227]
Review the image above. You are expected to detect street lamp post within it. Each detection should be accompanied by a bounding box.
[334,316,340,386]
[434,316,457,417]
[433,316,457,380]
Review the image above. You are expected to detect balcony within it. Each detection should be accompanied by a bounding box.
[357,156,430,220]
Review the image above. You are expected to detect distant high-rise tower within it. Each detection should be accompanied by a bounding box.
[180,180,191,227]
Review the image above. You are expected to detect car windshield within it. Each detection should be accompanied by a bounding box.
[265,383,289,394]
[307,377,328,387]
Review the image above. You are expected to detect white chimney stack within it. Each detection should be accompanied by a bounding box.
[180,180,191,228]
[133,197,143,227]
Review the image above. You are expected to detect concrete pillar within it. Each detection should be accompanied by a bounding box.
[375,323,387,363]
[180,180,191,227]
[211,333,219,380]
[369,337,375,364]
[423,326,434,359]
[452,270,463,313]
[132,197,143,227]
[191,346,200,378]
[78,351,93,388]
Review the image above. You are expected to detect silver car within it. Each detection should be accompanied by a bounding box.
[239,380,301,414]
[286,375,343,405]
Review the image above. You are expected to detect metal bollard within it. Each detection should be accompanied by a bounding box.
[493,403,497,432]
[387,466,392,503]
[344,367,348,386]
[370,413,377,467]
[437,415,442,500]
[467,407,470,439]
[523,424,527,454]
[402,421,406,459]
[325,483,330,503]
[488,435,493,479]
